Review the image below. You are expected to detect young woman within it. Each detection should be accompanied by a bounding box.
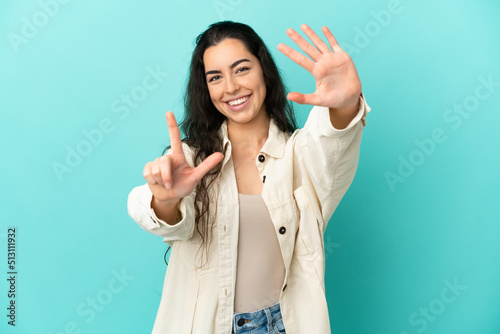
[128,20,370,334]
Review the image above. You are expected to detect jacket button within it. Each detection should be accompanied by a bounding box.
[279,226,286,234]
[282,284,287,291]
[258,154,265,162]
[237,318,247,326]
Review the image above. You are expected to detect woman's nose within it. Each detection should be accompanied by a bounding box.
[225,76,239,94]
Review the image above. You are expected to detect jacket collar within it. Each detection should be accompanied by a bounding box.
[218,118,289,168]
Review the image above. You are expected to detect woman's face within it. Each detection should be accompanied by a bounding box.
[203,38,267,126]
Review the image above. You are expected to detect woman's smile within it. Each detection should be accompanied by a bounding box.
[225,94,252,110]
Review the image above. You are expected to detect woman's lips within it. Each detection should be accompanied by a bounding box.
[225,94,252,111]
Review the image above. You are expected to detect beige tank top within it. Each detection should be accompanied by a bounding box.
[233,193,286,313]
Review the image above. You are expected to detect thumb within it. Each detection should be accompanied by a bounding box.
[287,92,321,105]
[191,152,224,182]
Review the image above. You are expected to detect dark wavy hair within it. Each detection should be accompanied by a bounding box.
[162,20,298,268]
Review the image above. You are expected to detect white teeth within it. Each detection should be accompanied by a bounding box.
[227,95,250,106]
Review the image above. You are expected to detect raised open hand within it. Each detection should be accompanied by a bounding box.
[143,111,224,204]
[277,24,361,111]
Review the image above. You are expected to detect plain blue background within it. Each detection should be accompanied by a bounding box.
[1,0,499,333]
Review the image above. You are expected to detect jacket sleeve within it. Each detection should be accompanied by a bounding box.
[127,184,196,244]
[296,92,371,233]
[127,142,197,244]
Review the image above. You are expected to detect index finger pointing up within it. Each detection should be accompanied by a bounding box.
[165,111,184,156]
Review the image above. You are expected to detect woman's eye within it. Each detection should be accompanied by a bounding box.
[209,68,248,82]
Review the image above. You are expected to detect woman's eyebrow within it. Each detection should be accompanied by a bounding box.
[205,58,251,76]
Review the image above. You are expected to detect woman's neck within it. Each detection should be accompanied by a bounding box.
[227,114,270,152]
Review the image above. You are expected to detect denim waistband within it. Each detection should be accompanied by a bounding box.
[232,301,281,333]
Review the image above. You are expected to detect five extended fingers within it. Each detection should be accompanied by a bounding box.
[278,24,343,68]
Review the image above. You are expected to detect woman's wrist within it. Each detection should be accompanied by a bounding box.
[151,196,181,225]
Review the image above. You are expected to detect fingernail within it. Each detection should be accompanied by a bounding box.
[165,182,172,189]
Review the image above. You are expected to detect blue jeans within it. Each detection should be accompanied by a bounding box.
[232,301,286,334]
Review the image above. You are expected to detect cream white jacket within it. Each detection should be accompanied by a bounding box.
[128,93,371,333]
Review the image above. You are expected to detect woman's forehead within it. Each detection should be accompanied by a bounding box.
[203,38,255,67]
